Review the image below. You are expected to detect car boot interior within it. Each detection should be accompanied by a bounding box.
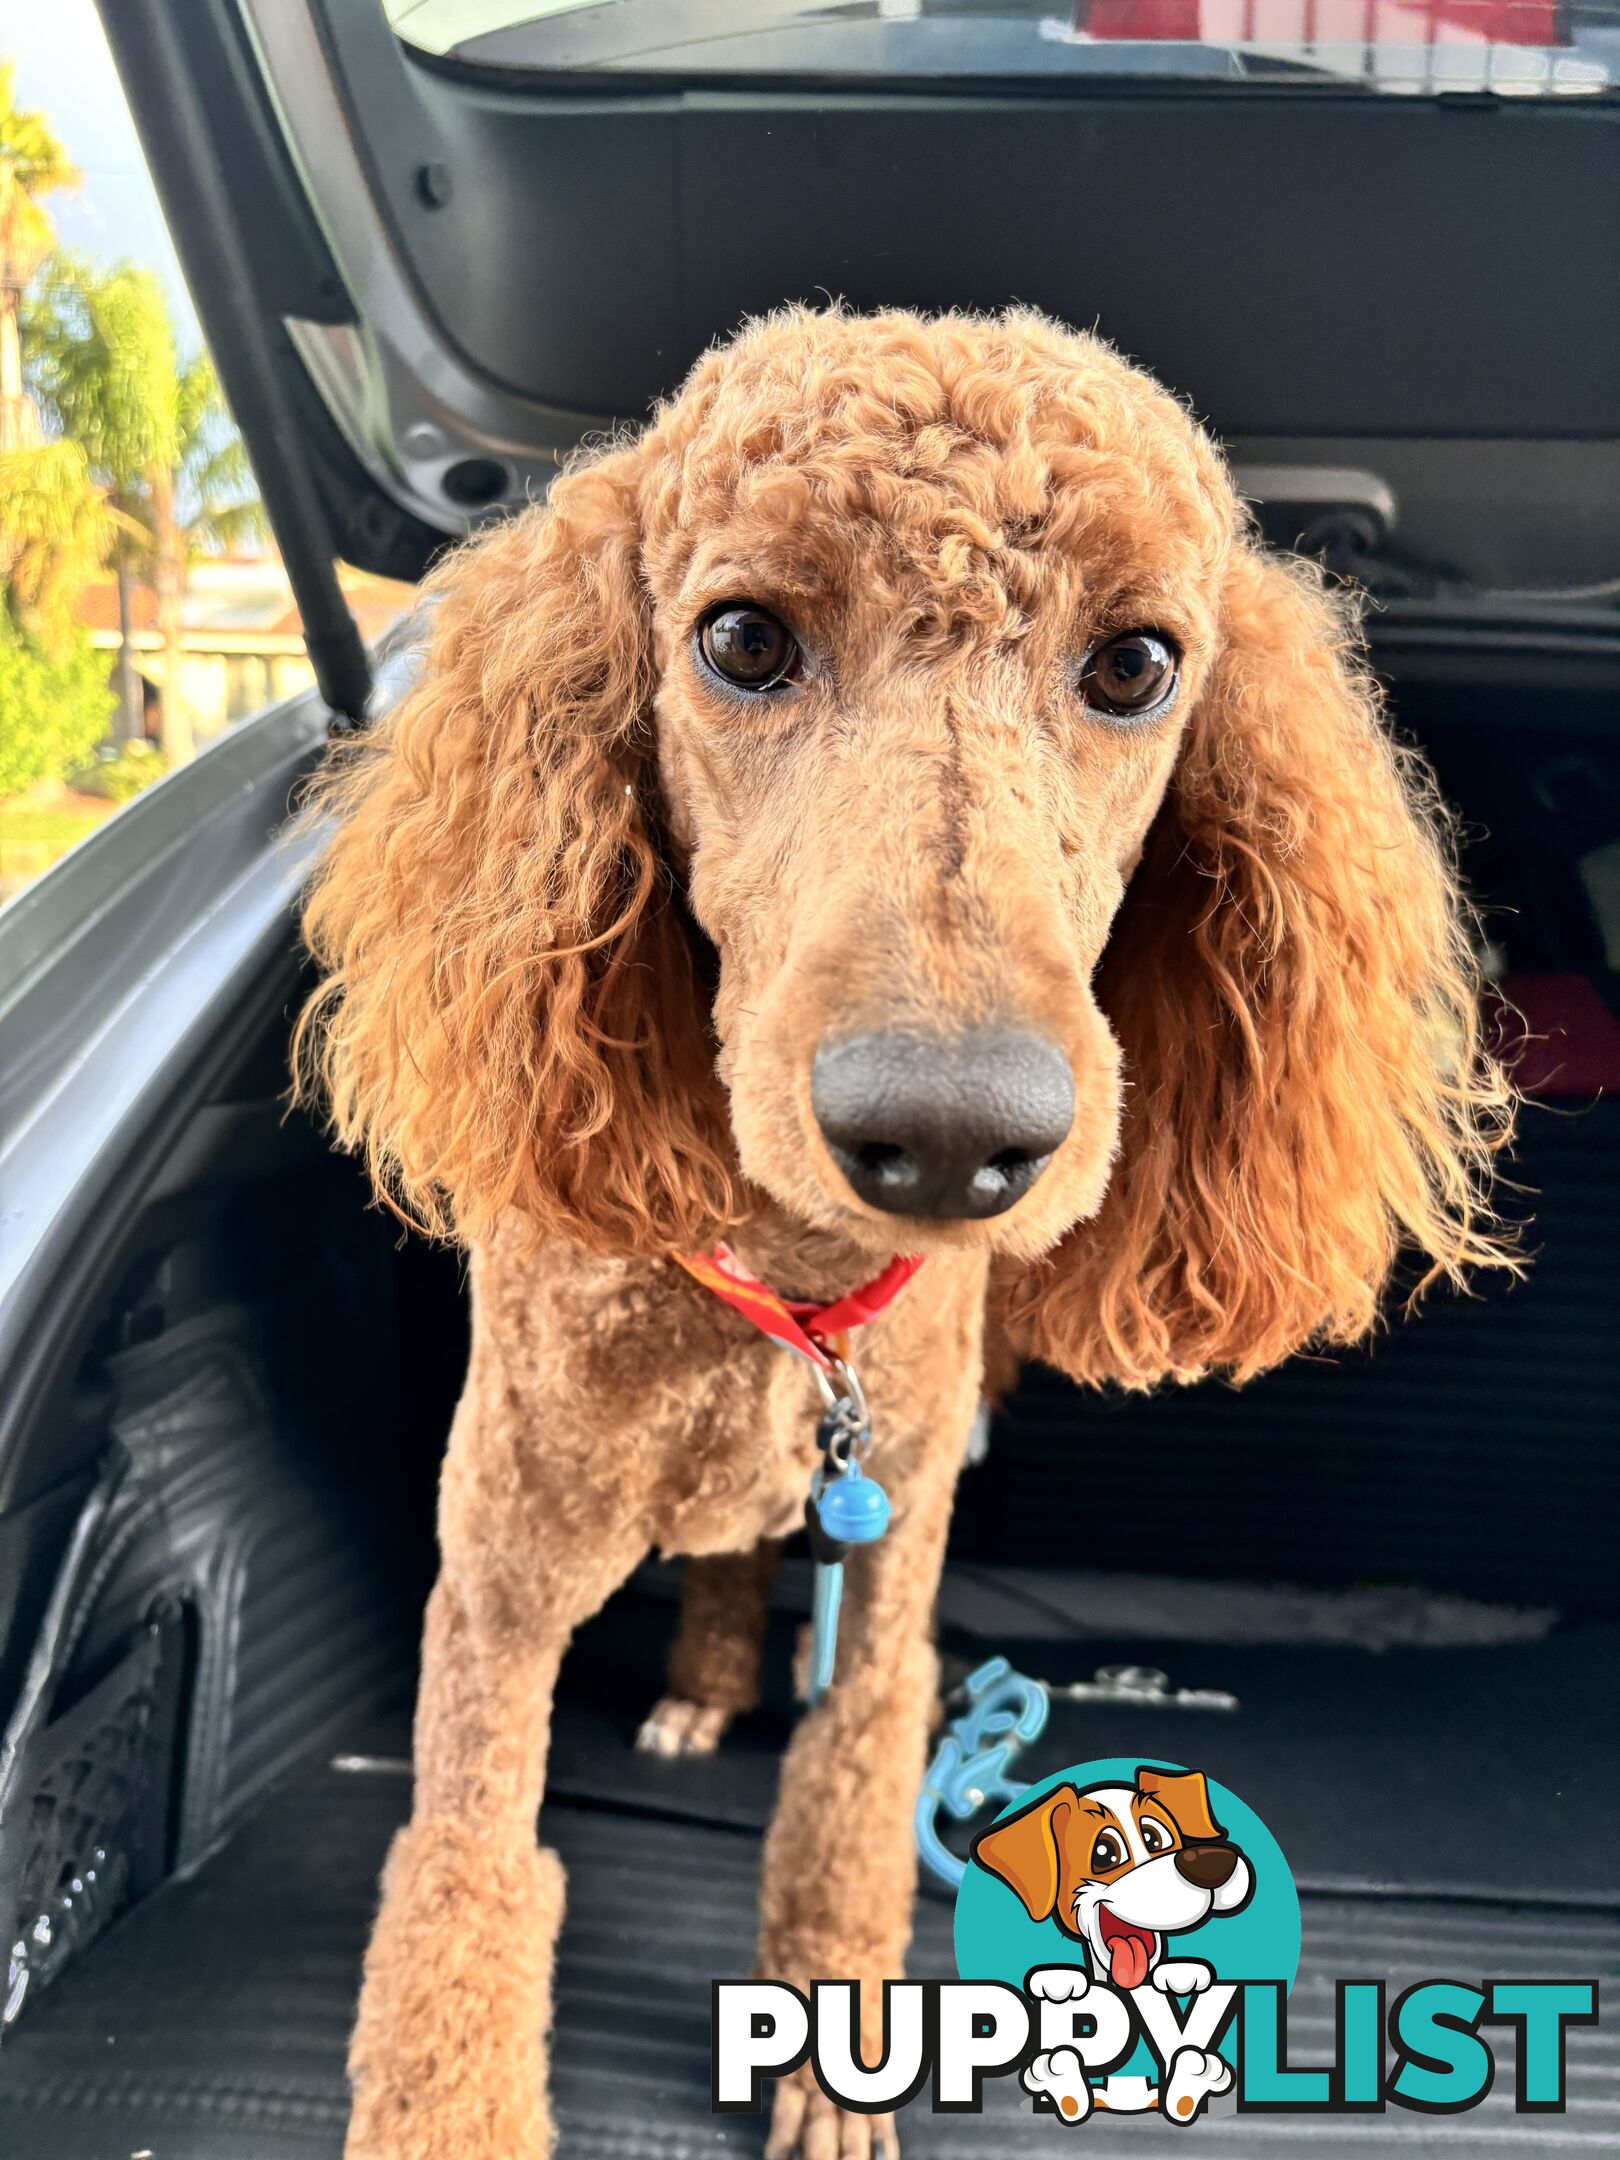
[1,689,1616,2156]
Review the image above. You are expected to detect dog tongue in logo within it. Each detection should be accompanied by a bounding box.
[1098,1909,1155,1991]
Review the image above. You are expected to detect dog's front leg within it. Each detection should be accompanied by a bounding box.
[756,1352,978,2160]
[347,1507,644,2159]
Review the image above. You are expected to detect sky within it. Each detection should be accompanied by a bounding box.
[8,3,202,351]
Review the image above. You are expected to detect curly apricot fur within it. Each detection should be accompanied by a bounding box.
[1003,545,1516,1387]
[298,460,735,1255]
[295,308,1513,2160]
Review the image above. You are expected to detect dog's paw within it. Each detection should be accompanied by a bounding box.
[1023,2048,1092,2123]
[765,2075,898,2160]
[635,1695,731,1757]
[1027,1965,1092,2004]
[1160,2046,1233,2124]
[1152,1959,1214,1997]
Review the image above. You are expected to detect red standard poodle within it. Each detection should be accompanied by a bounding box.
[297,306,1513,2159]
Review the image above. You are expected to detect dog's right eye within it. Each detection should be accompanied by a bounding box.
[697,603,802,693]
[1076,629,1180,721]
[1090,1830,1126,1873]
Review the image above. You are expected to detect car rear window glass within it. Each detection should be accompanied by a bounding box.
[386,0,1617,97]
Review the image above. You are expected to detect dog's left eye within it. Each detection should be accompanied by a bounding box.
[1076,629,1180,720]
[697,602,802,692]
[1140,1818,1173,1855]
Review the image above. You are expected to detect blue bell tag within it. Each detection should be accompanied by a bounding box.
[805,1457,892,1704]
[816,1459,893,1546]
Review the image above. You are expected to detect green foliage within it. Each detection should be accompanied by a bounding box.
[25,264,262,564]
[175,351,266,557]
[24,257,266,765]
[69,738,166,802]
[0,62,79,295]
[0,614,114,796]
[0,438,119,641]
[25,256,180,497]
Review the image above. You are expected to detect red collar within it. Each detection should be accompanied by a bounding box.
[672,1244,924,1372]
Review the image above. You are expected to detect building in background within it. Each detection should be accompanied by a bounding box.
[74,554,411,745]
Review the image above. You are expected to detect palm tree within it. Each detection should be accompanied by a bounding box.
[26,257,263,760]
[0,62,78,453]
[25,258,175,743]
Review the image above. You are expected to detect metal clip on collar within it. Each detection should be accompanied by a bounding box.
[812,1353,869,1472]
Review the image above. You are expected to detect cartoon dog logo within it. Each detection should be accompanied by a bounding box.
[971,1765,1253,2124]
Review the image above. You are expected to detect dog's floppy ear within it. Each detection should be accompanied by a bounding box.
[1008,543,1515,1387]
[296,446,733,1255]
[970,1783,1080,1922]
[1137,1767,1225,1845]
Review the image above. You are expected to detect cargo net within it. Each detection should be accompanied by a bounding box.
[3,1631,163,2030]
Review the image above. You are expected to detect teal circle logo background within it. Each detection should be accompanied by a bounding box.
[953,1758,1300,2079]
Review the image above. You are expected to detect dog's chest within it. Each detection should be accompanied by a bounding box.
[470,1229,982,1560]
[648,1335,828,1555]
[474,1236,833,1555]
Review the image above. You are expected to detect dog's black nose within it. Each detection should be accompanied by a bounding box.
[1174,1844,1239,1890]
[811,1028,1074,1220]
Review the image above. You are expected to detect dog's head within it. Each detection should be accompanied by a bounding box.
[971,1767,1253,1989]
[300,306,1511,1383]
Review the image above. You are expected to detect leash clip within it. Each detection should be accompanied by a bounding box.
[915,1657,1051,1889]
[810,1353,869,1457]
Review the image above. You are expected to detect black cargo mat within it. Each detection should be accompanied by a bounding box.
[550,1583,1616,1904]
[1,1737,1614,2159]
[4,1573,1617,2158]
